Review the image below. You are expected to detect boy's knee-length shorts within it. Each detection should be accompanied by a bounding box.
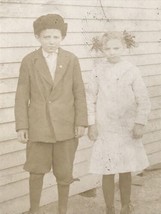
[24,138,78,185]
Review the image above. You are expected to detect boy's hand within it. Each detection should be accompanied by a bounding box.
[133,124,145,139]
[75,126,85,138]
[17,129,29,143]
[88,124,98,141]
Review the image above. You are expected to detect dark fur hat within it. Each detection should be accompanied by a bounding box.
[33,14,68,37]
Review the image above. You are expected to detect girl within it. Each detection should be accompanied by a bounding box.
[87,32,151,214]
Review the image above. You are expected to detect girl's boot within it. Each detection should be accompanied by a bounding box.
[119,172,132,214]
[121,204,134,214]
[106,206,115,214]
[102,175,115,214]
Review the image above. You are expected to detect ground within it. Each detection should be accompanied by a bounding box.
[36,164,161,214]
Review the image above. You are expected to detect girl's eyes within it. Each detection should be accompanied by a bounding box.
[103,47,120,50]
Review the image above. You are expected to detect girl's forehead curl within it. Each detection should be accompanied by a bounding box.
[101,31,136,49]
[102,32,125,46]
[91,31,136,53]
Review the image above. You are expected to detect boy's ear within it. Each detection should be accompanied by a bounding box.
[35,34,41,44]
[35,34,40,41]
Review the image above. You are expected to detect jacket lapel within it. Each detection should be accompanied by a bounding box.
[52,48,70,90]
[34,48,53,86]
[33,48,70,99]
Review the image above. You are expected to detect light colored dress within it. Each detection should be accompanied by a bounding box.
[86,59,151,175]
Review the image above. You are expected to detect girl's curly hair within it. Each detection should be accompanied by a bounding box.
[91,31,136,52]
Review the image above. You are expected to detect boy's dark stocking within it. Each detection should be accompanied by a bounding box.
[29,173,44,213]
[57,184,70,214]
[119,172,132,214]
[102,174,115,214]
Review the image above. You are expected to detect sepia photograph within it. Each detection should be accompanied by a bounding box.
[0,0,161,214]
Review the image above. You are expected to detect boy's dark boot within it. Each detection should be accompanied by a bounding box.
[57,184,70,214]
[28,210,45,214]
[119,173,132,214]
[29,173,44,214]
[28,210,39,214]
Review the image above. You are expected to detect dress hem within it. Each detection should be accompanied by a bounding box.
[89,163,149,175]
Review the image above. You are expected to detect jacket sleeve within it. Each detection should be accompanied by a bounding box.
[85,67,99,126]
[73,57,88,127]
[132,67,151,125]
[14,58,30,131]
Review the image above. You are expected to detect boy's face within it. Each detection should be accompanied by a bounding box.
[36,29,63,53]
[102,39,124,63]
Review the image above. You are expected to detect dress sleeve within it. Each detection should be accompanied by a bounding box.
[86,67,99,125]
[132,67,151,125]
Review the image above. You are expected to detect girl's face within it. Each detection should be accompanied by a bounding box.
[36,29,63,53]
[102,38,124,63]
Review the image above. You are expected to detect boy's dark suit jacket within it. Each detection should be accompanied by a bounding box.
[15,47,88,143]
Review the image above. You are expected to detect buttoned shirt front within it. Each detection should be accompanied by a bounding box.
[42,49,58,80]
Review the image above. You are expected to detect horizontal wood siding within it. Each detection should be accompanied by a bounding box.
[0,0,161,213]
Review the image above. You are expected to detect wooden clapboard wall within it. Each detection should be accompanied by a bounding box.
[0,0,161,213]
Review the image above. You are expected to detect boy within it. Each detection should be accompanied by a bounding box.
[15,14,88,214]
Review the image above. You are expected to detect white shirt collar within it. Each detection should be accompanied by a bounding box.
[42,49,58,58]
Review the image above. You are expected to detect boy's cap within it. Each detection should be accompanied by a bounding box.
[33,14,67,37]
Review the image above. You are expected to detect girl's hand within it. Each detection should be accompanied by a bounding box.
[75,126,85,138]
[88,124,98,141]
[17,129,29,143]
[132,124,145,139]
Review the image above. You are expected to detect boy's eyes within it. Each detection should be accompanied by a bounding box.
[43,36,59,39]
[43,36,50,39]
